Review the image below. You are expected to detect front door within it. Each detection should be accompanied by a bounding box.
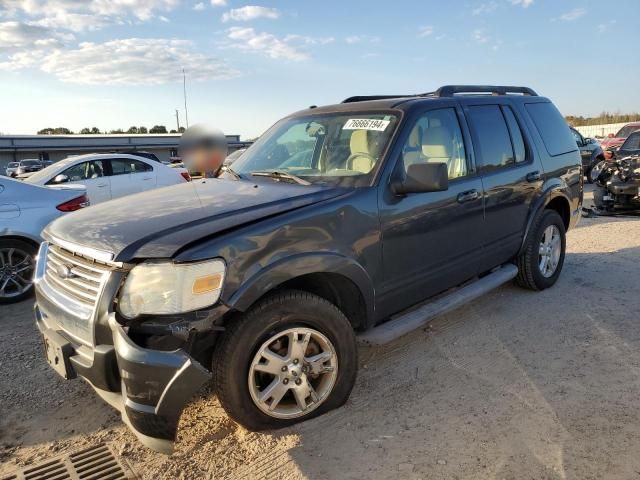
[61,159,111,204]
[378,106,485,319]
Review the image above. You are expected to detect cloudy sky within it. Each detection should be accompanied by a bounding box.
[0,0,638,137]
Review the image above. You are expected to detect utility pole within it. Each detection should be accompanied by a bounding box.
[175,109,181,131]
[182,68,189,128]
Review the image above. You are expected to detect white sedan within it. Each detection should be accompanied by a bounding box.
[25,153,190,204]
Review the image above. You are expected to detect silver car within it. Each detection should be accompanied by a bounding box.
[0,177,89,304]
[5,162,19,177]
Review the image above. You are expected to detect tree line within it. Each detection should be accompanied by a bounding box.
[566,112,640,127]
[36,126,187,135]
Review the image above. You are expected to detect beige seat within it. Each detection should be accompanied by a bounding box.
[402,125,424,167]
[422,126,451,164]
[349,130,375,173]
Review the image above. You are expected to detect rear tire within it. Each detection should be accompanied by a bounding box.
[212,290,358,431]
[515,210,566,291]
[0,239,37,304]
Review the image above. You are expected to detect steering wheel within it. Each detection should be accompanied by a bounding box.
[346,152,376,172]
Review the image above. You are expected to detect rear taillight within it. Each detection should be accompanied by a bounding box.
[180,171,192,182]
[57,194,90,212]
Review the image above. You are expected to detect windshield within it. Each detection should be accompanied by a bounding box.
[21,160,40,166]
[231,112,399,186]
[615,125,640,138]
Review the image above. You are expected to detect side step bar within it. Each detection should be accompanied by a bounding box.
[357,264,518,346]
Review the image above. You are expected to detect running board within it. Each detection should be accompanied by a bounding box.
[357,264,518,346]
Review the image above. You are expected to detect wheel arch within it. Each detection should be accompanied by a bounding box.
[0,234,41,250]
[520,188,571,255]
[225,253,375,331]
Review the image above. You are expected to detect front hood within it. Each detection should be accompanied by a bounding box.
[45,178,346,262]
[601,138,624,148]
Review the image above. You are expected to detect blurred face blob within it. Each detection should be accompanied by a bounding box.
[179,125,228,175]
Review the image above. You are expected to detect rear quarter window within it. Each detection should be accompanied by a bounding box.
[525,102,577,157]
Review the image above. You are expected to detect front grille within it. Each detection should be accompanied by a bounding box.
[44,243,112,310]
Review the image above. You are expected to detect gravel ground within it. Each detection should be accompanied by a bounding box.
[2,186,640,479]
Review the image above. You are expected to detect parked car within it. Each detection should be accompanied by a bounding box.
[616,130,640,158]
[25,153,190,204]
[570,127,604,182]
[34,85,582,453]
[0,177,88,304]
[600,122,640,150]
[5,162,19,177]
[14,159,44,177]
[224,148,247,165]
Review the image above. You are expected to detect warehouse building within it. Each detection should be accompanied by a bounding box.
[0,134,251,170]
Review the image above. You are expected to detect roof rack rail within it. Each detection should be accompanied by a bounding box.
[341,95,414,103]
[428,85,538,97]
[340,85,537,104]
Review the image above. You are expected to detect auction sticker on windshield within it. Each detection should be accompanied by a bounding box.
[343,119,390,131]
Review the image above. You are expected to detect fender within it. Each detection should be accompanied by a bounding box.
[519,180,571,254]
[225,252,376,324]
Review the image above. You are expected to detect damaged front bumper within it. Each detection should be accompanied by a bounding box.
[35,305,211,454]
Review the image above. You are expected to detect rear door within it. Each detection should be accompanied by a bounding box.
[462,101,544,271]
[378,104,485,316]
[107,158,156,198]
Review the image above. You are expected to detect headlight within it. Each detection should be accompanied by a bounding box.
[118,259,226,319]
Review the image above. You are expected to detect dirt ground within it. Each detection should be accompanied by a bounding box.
[2,186,640,480]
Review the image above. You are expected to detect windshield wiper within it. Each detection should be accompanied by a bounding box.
[221,165,242,180]
[251,170,311,186]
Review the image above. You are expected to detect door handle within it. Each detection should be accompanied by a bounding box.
[526,171,542,182]
[97,183,108,187]
[457,189,479,203]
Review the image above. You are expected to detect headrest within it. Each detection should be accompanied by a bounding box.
[350,130,370,154]
[408,126,422,148]
[422,126,451,158]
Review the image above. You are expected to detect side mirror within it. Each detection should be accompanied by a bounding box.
[584,137,593,145]
[392,162,449,195]
[53,174,69,184]
[608,133,615,138]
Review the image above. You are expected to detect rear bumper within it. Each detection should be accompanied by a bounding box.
[35,304,211,454]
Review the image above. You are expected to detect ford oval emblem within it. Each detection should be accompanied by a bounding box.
[57,264,78,280]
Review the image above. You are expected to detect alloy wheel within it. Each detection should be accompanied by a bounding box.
[538,225,561,278]
[0,247,35,299]
[248,327,338,419]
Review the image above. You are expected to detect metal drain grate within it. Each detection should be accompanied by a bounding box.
[1,444,136,480]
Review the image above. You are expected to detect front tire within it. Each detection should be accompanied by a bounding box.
[515,210,566,291]
[213,290,358,431]
[0,239,37,304]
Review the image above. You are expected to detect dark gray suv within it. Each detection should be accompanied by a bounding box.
[34,85,582,453]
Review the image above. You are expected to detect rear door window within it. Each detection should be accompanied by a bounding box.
[467,105,516,172]
[525,102,576,156]
[110,159,153,175]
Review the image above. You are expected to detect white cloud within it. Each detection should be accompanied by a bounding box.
[221,6,280,22]
[0,0,180,28]
[226,27,309,60]
[472,28,489,44]
[472,1,498,15]
[597,19,616,33]
[0,21,73,52]
[2,37,239,84]
[210,0,227,6]
[417,25,434,38]
[510,0,534,7]
[193,2,205,11]
[345,35,380,44]
[555,8,587,22]
[283,34,334,45]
